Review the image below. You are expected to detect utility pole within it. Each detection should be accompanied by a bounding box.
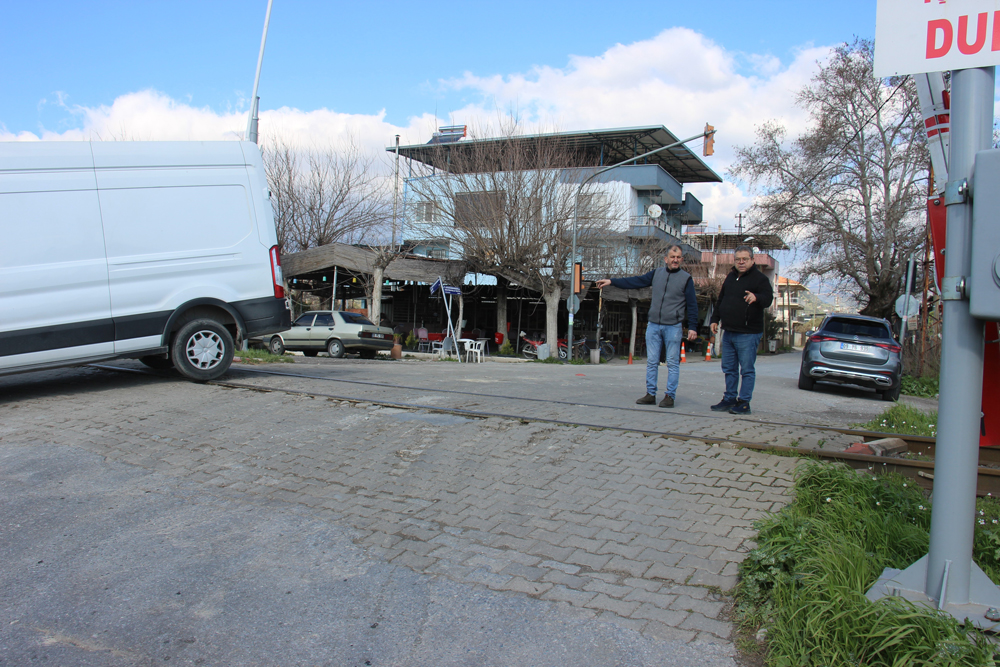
[392,135,400,251]
[735,212,744,236]
[245,0,274,144]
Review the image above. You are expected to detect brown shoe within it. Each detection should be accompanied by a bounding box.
[659,394,675,408]
[636,393,656,405]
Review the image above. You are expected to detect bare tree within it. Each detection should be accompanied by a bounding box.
[730,39,927,318]
[407,124,624,347]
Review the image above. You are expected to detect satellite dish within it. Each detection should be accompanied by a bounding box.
[647,204,662,219]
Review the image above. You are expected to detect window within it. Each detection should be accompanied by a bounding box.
[823,317,890,339]
[454,191,503,229]
[340,312,374,326]
[426,246,450,260]
[314,313,334,326]
[577,193,608,222]
[293,314,315,327]
[414,200,437,223]
[580,246,613,274]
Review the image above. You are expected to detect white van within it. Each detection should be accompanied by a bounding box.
[0,140,291,381]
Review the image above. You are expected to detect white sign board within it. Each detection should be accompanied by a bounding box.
[875,0,1000,77]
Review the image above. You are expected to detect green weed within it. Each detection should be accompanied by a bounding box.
[900,374,940,398]
[855,404,937,438]
[735,461,1000,666]
[235,348,293,363]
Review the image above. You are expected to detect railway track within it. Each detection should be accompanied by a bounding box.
[92,362,1000,496]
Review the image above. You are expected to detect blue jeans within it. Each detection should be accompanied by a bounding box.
[721,331,762,403]
[645,322,682,397]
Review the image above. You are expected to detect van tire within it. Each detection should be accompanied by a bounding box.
[327,339,345,358]
[171,318,234,382]
[268,337,285,355]
[140,355,174,370]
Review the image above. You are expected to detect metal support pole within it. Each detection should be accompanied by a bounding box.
[866,66,1000,627]
[899,254,914,344]
[392,135,400,250]
[245,0,273,143]
[926,65,992,606]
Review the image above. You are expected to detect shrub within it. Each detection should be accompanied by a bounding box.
[498,339,515,356]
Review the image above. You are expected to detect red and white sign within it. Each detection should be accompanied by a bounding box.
[875,0,1000,77]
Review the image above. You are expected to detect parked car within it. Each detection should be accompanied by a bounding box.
[798,314,902,401]
[253,311,394,359]
[0,140,290,382]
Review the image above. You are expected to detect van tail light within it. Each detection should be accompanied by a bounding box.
[875,342,902,353]
[269,245,285,299]
[809,334,837,343]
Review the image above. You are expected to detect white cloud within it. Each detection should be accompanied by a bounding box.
[3,27,835,229]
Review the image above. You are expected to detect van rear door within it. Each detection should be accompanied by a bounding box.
[0,143,114,370]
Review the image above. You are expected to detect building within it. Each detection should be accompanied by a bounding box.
[774,276,808,346]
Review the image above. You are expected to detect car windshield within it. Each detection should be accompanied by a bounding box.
[339,312,374,326]
[823,317,890,339]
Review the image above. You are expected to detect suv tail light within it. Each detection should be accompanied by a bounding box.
[874,342,902,353]
[809,334,837,343]
[269,245,285,299]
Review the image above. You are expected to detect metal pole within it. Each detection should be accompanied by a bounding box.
[899,254,914,345]
[567,130,711,351]
[245,0,274,143]
[925,65,993,606]
[331,266,338,310]
[392,135,400,250]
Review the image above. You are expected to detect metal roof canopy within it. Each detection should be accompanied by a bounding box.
[391,126,723,184]
[685,232,789,252]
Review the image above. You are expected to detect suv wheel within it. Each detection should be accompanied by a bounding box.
[881,384,901,402]
[327,339,345,358]
[797,367,815,391]
[268,337,285,355]
[171,318,234,382]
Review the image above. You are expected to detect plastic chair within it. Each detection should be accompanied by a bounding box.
[465,339,484,363]
[416,327,430,353]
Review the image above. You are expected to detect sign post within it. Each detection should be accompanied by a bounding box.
[869,0,1000,627]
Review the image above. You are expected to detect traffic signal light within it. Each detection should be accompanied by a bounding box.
[573,263,584,294]
[703,123,715,157]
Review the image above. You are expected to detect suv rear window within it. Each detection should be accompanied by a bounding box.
[823,317,890,339]
[339,312,374,326]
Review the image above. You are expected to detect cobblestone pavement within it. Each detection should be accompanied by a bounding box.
[0,364,802,652]
[222,363,861,452]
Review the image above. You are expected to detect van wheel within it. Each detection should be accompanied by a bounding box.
[171,318,234,382]
[140,355,174,370]
[268,337,285,355]
[327,339,345,358]
[797,367,814,391]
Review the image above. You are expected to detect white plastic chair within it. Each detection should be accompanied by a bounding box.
[416,327,430,353]
[465,339,484,363]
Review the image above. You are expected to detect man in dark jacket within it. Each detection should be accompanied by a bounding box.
[709,246,774,414]
[595,245,698,408]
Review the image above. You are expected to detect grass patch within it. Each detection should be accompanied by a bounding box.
[900,374,940,398]
[235,348,293,363]
[532,356,564,364]
[855,403,937,438]
[735,461,1000,666]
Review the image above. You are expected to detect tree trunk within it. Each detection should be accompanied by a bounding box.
[368,266,384,323]
[542,283,561,358]
[457,292,465,338]
[496,276,508,341]
[629,298,638,359]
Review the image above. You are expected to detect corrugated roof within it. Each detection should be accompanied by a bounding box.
[390,125,722,184]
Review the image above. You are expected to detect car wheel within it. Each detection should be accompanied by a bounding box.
[268,337,285,355]
[797,367,815,390]
[139,355,174,370]
[171,318,234,382]
[358,349,377,360]
[327,339,345,358]
[302,350,319,357]
[881,384,901,402]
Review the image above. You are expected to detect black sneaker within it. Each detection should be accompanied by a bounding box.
[729,401,751,415]
[710,399,737,412]
[659,394,675,408]
[636,393,656,405]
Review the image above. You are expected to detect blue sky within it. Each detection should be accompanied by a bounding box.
[2,0,876,137]
[1,0,883,255]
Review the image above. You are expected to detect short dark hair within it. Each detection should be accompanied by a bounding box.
[664,244,683,256]
[734,245,754,257]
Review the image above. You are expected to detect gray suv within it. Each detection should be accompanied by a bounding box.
[798,314,902,401]
[253,311,394,359]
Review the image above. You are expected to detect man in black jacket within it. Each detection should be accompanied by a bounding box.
[596,245,698,408]
[709,246,774,414]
